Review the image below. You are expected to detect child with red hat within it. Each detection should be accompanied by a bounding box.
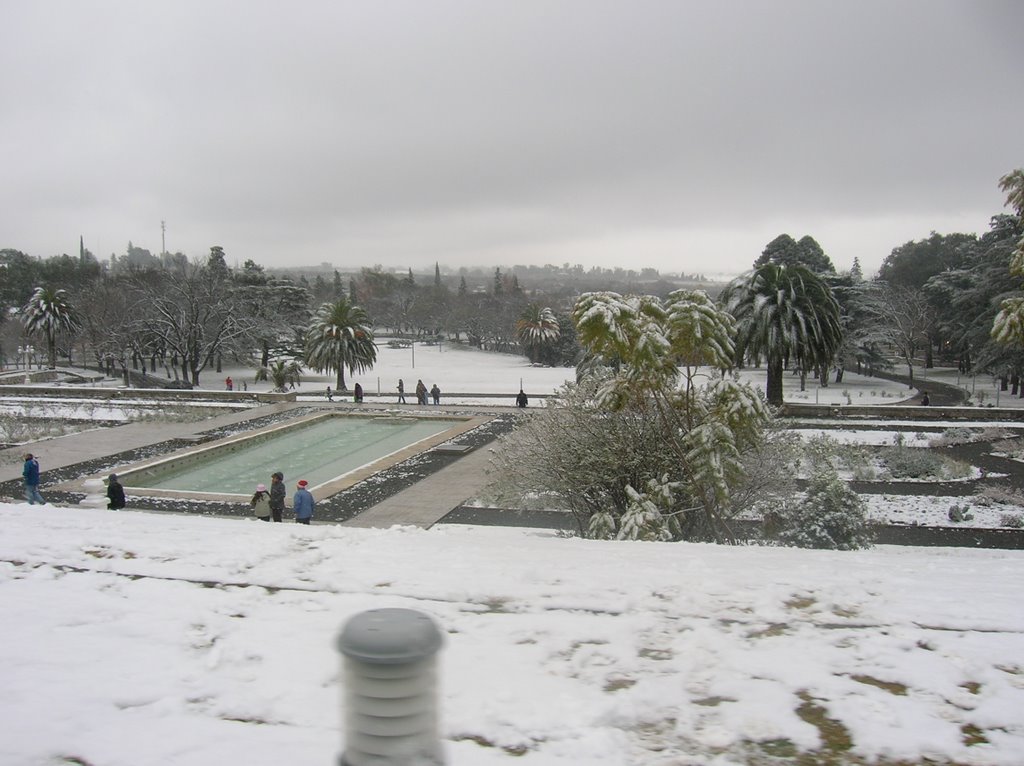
[293,479,314,524]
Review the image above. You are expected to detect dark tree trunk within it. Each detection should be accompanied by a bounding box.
[766,355,784,406]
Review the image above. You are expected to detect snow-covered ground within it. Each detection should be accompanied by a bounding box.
[2,504,1023,766]
[861,494,1021,528]
[183,339,923,406]
[4,350,1024,763]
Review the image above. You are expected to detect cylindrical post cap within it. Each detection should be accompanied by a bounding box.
[338,608,443,664]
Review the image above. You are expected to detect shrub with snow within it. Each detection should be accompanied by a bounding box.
[773,472,874,550]
[948,504,975,523]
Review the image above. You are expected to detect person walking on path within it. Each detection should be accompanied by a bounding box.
[251,483,272,521]
[921,392,930,406]
[516,389,529,408]
[225,376,233,391]
[293,479,314,524]
[416,379,427,405]
[326,386,333,402]
[106,473,126,510]
[397,378,406,404]
[354,382,364,403]
[269,471,286,522]
[430,383,441,405]
[22,453,45,505]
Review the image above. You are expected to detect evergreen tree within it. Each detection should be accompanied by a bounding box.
[992,169,1024,346]
[304,297,377,390]
[22,286,82,368]
[722,263,842,406]
[207,246,230,281]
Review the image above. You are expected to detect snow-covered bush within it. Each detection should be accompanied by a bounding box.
[772,472,874,550]
[881,448,963,480]
[948,504,974,523]
[495,290,777,543]
[797,433,841,477]
[999,513,1023,528]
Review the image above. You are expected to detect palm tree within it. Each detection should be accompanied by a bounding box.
[992,168,1024,346]
[22,286,82,369]
[304,297,377,391]
[721,263,842,406]
[516,304,560,363]
[256,359,302,392]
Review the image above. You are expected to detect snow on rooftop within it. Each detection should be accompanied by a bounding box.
[1,503,1023,765]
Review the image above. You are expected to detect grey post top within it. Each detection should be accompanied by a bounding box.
[337,608,443,664]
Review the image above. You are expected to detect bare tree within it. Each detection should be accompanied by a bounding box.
[858,282,934,386]
[129,264,254,385]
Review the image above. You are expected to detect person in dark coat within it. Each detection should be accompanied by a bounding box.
[416,379,427,405]
[921,392,930,406]
[106,474,126,510]
[354,383,364,403]
[516,389,529,408]
[22,453,45,505]
[269,471,286,522]
[430,383,441,405]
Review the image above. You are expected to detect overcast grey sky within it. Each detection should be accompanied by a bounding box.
[2,0,1021,278]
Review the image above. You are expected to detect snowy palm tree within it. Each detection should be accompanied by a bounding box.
[992,169,1024,345]
[304,297,376,391]
[721,263,842,406]
[256,359,302,392]
[22,286,82,369]
[516,304,560,363]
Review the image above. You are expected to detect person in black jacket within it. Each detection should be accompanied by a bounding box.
[516,389,529,408]
[269,471,286,522]
[106,474,126,510]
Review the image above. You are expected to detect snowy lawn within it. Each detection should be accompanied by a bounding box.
[2,504,1023,766]
[861,494,1024,529]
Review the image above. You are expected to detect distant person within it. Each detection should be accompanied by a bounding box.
[416,379,427,405]
[326,386,333,402]
[354,382,364,403]
[397,378,406,404]
[251,483,272,522]
[293,479,314,524]
[225,376,233,391]
[430,383,441,405]
[516,389,529,408]
[921,392,930,406]
[22,453,44,505]
[106,473,126,510]
[269,471,286,522]
[242,380,247,392]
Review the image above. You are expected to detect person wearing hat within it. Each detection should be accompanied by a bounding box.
[251,483,271,521]
[22,453,45,505]
[269,471,286,522]
[293,479,314,524]
[106,474,126,510]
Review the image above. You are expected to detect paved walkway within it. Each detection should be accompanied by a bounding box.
[342,445,495,528]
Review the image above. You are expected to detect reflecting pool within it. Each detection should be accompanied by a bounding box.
[122,413,468,496]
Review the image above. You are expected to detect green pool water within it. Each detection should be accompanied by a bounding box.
[129,415,458,494]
